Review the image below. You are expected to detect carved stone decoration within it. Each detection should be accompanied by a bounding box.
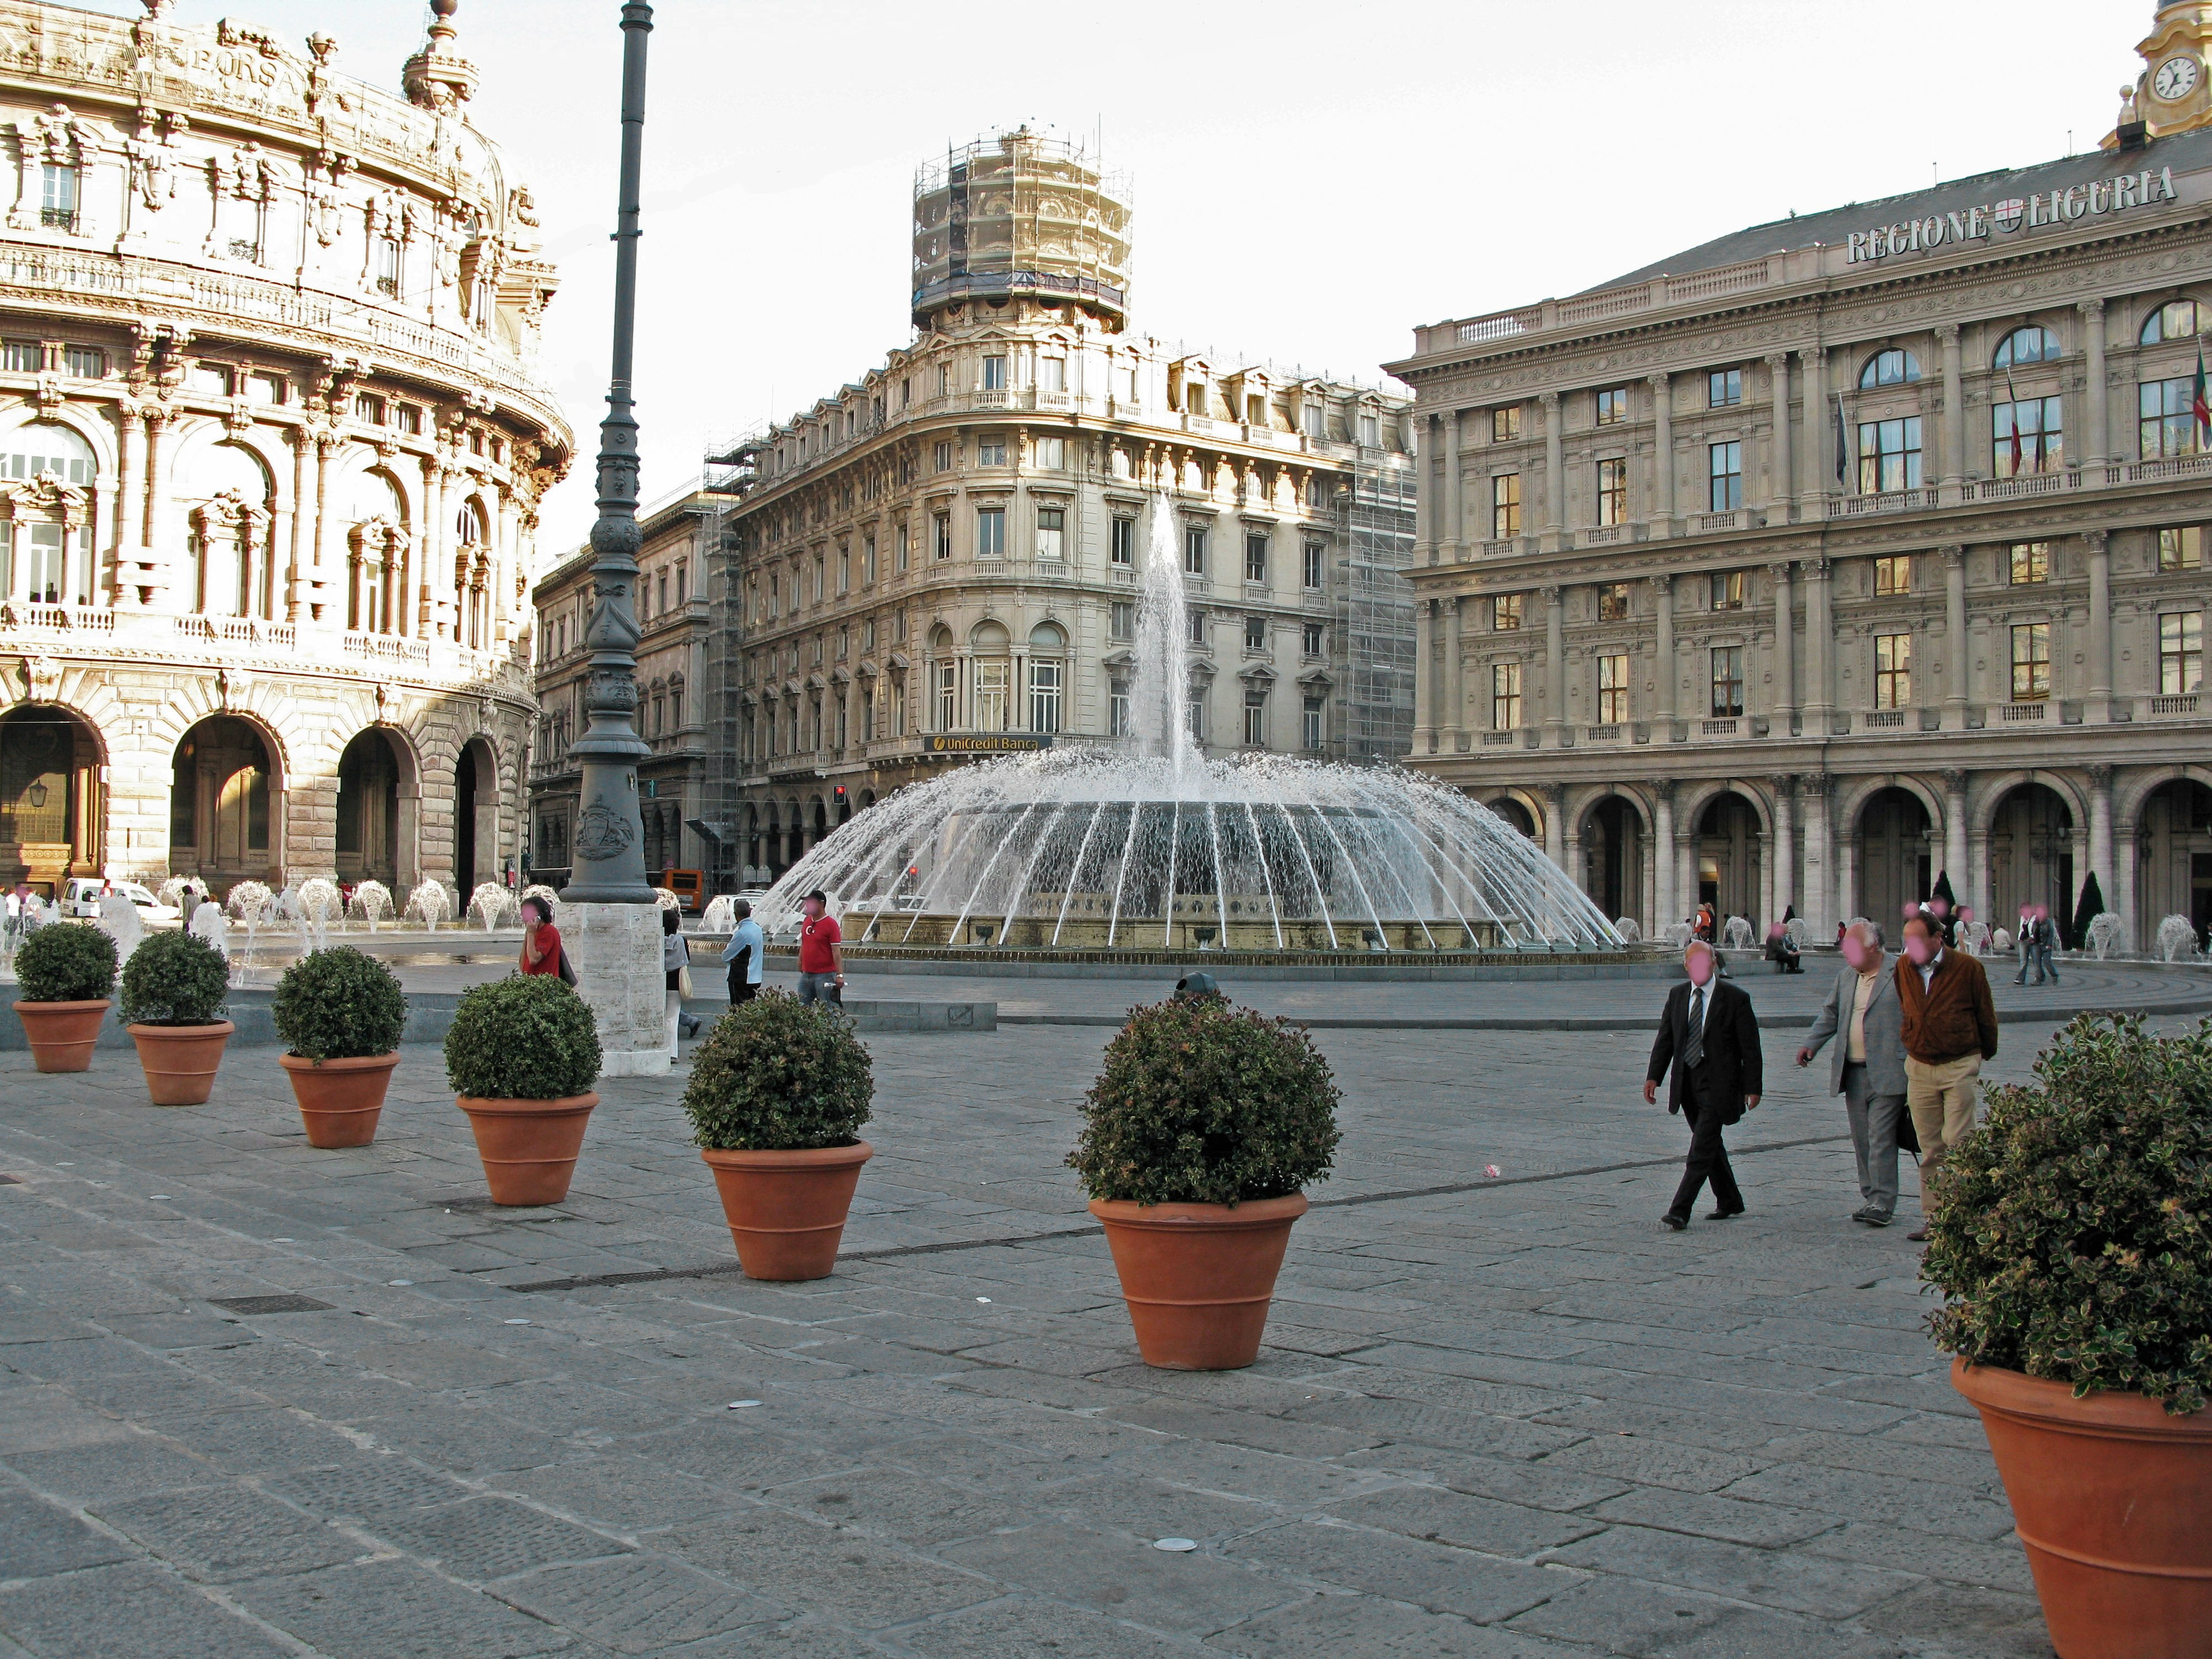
[22,655,63,703]
[573,798,637,862]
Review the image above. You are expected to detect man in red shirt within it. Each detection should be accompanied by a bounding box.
[796,889,844,1006]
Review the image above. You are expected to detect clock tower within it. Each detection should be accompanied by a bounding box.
[2108,3,2212,147]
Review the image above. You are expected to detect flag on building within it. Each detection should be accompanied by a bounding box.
[2006,369,2024,474]
[1832,393,1850,489]
[2194,341,2210,440]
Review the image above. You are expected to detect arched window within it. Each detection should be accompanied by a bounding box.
[1027,622,1066,734]
[971,619,1010,732]
[1993,326,2062,369]
[342,469,408,635]
[2141,299,2204,344]
[0,421,94,486]
[1859,349,1922,388]
[0,422,97,606]
[183,442,274,618]
[929,623,955,730]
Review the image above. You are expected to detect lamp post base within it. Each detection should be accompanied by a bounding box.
[562,900,671,1077]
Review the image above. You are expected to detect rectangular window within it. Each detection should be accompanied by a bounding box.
[1597,653,1629,723]
[937,363,950,396]
[1493,592,1522,631]
[1184,524,1207,575]
[975,506,1005,558]
[1183,381,1207,417]
[896,523,910,571]
[1039,356,1066,393]
[933,512,951,560]
[1359,412,1380,447]
[2161,612,2204,694]
[1244,532,1268,584]
[1,341,40,372]
[1991,395,2063,477]
[976,437,1006,467]
[1710,570,1745,611]
[1109,679,1132,736]
[1188,609,1206,647]
[1597,582,1629,622]
[837,550,850,594]
[1246,394,1267,426]
[1491,661,1522,730]
[1111,600,1135,641]
[1873,554,1911,596]
[1244,615,1266,652]
[1708,441,1743,510]
[1035,506,1065,560]
[1035,435,1065,470]
[1302,400,1324,437]
[60,344,104,379]
[1111,517,1135,565]
[2010,622,2051,701]
[1710,646,1745,717]
[981,354,1007,391]
[1492,472,1521,538]
[1594,387,1628,426]
[1302,542,1324,589]
[1857,416,1923,493]
[974,661,1008,730]
[1302,696,1324,752]
[1244,690,1268,747]
[353,392,385,425]
[900,376,912,408]
[1029,660,1063,733]
[1709,368,1742,408]
[2163,526,2206,570]
[1875,633,1912,709]
[2009,541,2050,586]
[1302,621,1324,657]
[375,236,400,297]
[1491,406,1521,442]
[933,440,953,472]
[1186,696,1205,743]
[192,362,232,396]
[2141,376,2199,459]
[935,661,956,730]
[1596,457,1628,526]
[40,164,77,230]
[862,536,877,585]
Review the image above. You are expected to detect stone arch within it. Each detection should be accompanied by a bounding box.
[1854,784,1936,933]
[1981,774,2080,932]
[1972,768,2088,838]
[1673,778,1772,840]
[2115,762,2212,827]
[334,721,421,891]
[1573,788,1649,929]
[168,429,279,618]
[1834,772,1946,842]
[0,700,107,892]
[0,401,118,480]
[169,709,286,893]
[454,733,499,893]
[1683,785,1768,926]
[1478,789,1541,839]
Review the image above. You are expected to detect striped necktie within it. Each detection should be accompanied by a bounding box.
[1684,986,1706,1071]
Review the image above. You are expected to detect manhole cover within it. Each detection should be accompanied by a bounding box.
[209,1294,335,1316]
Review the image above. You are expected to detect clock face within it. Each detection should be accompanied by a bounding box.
[2155,54,2200,101]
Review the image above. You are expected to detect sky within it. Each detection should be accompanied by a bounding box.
[85,1,2142,559]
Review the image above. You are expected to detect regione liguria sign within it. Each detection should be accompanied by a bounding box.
[1846,166,2178,265]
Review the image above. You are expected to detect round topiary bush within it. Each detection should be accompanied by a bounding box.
[272,946,407,1060]
[14,922,118,1004]
[683,990,873,1151]
[1068,997,1341,1206]
[118,929,228,1027]
[443,974,601,1100]
[1924,1013,2212,1414]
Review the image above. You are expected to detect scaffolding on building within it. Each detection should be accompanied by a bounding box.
[694,433,766,892]
[1336,452,1418,764]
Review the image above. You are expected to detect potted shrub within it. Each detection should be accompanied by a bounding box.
[12,922,118,1073]
[443,975,601,1206]
[1925,1013,2212,1659]
[272,947,409,1147]
[682,990,873,1281]
[118,929,232,1105]
[1069,996,1340,1370]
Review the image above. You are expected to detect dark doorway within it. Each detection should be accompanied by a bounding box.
[1858,787,1933,934]
[1988,783,2074,937]
[1695,791,1761,923]
[1583,796,1645,926]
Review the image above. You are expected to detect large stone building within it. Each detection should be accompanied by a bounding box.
[1385,3,2212,950]
[699,130,1414,888]
[0,0,567,901]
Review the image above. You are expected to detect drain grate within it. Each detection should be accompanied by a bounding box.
[209,1294,335,1316]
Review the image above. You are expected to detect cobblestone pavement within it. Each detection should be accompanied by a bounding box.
[2,993,2184,1657]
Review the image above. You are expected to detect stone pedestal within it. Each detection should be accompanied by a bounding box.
[562,900,668,1077]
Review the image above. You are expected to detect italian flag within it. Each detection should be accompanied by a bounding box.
[2195,340,2211,440]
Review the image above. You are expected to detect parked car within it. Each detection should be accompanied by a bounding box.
[61,878,181,923]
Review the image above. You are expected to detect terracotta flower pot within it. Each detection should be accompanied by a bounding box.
[1952,1357,2212,1659]
[701,1141,873,1280]
[454,1093,598,1206]
[279,1052,400,1149]
[13,998,109,1073]
[1089,1192,1308,1370]
[126,1021,234,1106]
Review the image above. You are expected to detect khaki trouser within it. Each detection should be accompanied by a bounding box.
[1906,1053,1982,1154]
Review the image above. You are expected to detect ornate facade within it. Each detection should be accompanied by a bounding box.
[1387,3,2212,949]
[0,0,569,900]
[700,130,1414,888]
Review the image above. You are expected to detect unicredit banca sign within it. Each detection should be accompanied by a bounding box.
[1846,165,2177,265]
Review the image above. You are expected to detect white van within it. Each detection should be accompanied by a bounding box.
[61,878,181,923]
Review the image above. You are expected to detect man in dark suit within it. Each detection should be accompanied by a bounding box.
[1643,939,1763,1230]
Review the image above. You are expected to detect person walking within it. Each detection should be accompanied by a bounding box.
[796,889,844,1006]
[722,899,765,1005]
[518,895,566,980]
[1895,912,1999,1241]
[2033,903,2062,986]
[661,904,690,1060]
[1643,940,1763,1230]
[1797,921,1910,1227]
[2014,902,2037,983]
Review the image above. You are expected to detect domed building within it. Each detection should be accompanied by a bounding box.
[0,0,569,902]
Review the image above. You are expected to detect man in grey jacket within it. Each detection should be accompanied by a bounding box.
[1796,920,1910,1227]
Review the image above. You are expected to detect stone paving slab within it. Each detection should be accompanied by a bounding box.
[3,995,2185,1656]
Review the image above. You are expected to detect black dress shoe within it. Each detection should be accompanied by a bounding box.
[1661,1213,1688,1231]
[1707,1206,1745,1219]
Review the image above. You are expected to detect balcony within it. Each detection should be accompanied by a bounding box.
[1585,724,1623,742]
[1827,487,1936,517]
[1862,709,1907,729]
[1480,730,1516,746]
[2000,701,2048,723]
[1701,718,1740,737]
[2149,694,2200,716]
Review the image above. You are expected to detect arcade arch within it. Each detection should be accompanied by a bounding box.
[170,714,281,892]
[0,703,103,892]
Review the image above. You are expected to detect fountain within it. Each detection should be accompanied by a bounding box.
[405,879,450,931]
[467,882,517,931]
[97,892,144,964]
[298,878,341,953]
[755,495,1618,955]
[700,893,736,933]
[225,881,273,982]
[188,900,230,979]
[351,881,393,933]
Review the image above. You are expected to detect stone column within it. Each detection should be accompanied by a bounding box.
[1653,781,1676,928]
[1444,593,1464,751]
[113,401,143,607]
[2085,529,2112,722]
[1444,410,1465,561]
[1804,558,1831,732]
[141,405,169,608]
[1647,372,1674,532]
[1412,596,1435,754]
[286,426,313,623]
[313,433,336,622]
[1415,414,1436,563]
[1772,775,1796,925]
[1943,768,1969,903]
[1836,805,1859,922]
[1764,353,1791,521]
[1802,773,1830,934]
[2079,297,2108,468]
[1769,561,1795,732]
[1543,584,1566,744]
[426,460,453,638]
[2088,764,2114,931]
[1543,782,1565,868]
[1937,322,1964,495]
[2112,784,2139,949]
[1540,391,1564,539]
[1799,345,1828,514]
[1650,573,1675,729]
[1942,545,1969,729]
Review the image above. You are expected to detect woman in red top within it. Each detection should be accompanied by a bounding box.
[519,895,562,977]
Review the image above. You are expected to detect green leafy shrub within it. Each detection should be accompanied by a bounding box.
[443,974,601,1100]
[118,929,228,1027]
[1924,1013,2212,1414]
[14,923,118,1003]
[272,947,407,1060]
[683,990,872,1150]
[1068,997,1340,1206]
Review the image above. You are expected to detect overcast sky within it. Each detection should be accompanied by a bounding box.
[100,1,2137,557]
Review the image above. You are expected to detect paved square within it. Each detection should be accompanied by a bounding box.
[2,973,2168,1657]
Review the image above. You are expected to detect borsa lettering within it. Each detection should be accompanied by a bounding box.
[1846,166,2177,264]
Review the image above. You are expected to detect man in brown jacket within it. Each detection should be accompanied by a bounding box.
[1894,911,1999,1239]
